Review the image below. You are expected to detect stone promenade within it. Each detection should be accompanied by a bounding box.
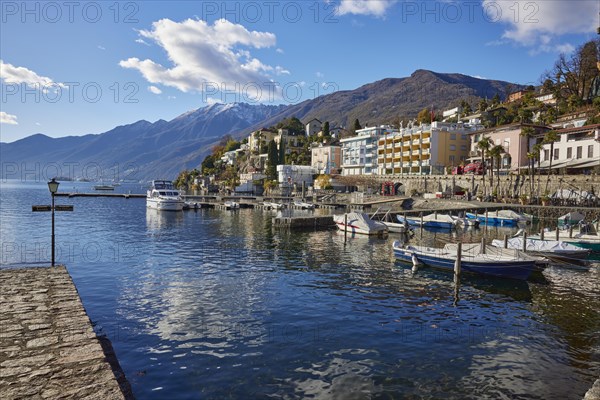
[0,266,131,399]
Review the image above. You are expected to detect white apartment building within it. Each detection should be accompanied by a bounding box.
[540,124,600,172]
[378,122,481,175]
[340,126,397,176]
[277,165,316,186]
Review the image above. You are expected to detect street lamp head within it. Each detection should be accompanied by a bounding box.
[47,178,59,194]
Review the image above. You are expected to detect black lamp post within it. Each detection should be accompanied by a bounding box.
[47,178,59,266]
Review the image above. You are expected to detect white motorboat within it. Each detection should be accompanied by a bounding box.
[293,200,315,209]
[146,180,184,211]
[491,237,591,265]
[223,201,240,210]
[333,212,388,236]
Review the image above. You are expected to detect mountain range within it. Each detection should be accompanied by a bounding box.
[0,70,521,181]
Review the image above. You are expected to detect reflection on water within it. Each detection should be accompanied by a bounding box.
[1,181,599,399]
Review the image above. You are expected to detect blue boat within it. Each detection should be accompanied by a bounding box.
[396,214,458,230]
[392,241,537,280]
[465,211,519,226]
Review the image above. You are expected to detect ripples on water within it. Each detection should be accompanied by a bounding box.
[1,181,599,399]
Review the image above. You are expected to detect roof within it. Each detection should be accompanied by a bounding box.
[306,118,322,124]
[466,123,549,136]
[555,123,600,134]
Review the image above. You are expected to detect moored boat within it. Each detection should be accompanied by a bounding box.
[293,200,315,209]
[397,213,459,230]
[146,180,184,211]
[333,212,388,236]
[93,184,115,191]
[491,237,591,265]
[532,222,600,255]
[392,241,540,280]
[557,211,585,228]
[223,201,240,210]
[465,211,520,226]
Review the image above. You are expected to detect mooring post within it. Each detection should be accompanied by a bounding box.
[481,237,486,254]
[556,226,560,241]
[503,234,508,249]
[454,241,462,276]
[522,230,527,252]
[344,213,348,243]
[540,224,545,241]
[569,225,574,238]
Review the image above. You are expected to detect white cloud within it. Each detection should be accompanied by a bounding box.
[0,111,18,125]
[135,38,150,46]
[97,45,106,50]
[276,48,284,54]
[35,122,41,126]
[316,71,325,78]
[0,60,65,89]
[337,0,396,17]
[484,0,597,53]
[148,85,162,94]
[120,18,285,96]
[275,66,290,75]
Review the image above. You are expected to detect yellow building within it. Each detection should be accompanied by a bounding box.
[248,129,278,154]
[377,122,481,175]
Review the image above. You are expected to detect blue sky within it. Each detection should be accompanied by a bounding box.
[1,0,598,142]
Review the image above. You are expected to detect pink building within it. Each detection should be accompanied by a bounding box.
[468,123,548,172]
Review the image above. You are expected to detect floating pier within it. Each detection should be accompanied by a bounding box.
[54,192,145,198]
[0,266,132,399]
[272,215,335,229]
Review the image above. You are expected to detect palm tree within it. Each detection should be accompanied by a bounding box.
[520,126,536,198]
[489,144,505,195]
[543,130,559,194]
[532,142,544,200]
[476,136,492,196]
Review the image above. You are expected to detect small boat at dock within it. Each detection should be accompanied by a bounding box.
[465,211,521,226]
[392,241,542,280]
[491,237,591,266]
[532,222,600,254]
[396,213,459,230]
[223,201,240,210]
[334,212,388,236]
[293,200,315,209]
[93,184,115,191]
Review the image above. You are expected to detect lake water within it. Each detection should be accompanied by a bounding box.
[1,180,599,399]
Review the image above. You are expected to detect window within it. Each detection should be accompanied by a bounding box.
[576,146,582,159]
[588,145,594,158]
[450,145,456,151]
[450,133,456,140]
[461,134,468,140]
[544,149,549,161]
[553,148,559,160]
[449,155,455,162]
[461,145,467,151]
[567,147,572,158]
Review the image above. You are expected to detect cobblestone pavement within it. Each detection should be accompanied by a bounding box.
[0,266,130,399]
